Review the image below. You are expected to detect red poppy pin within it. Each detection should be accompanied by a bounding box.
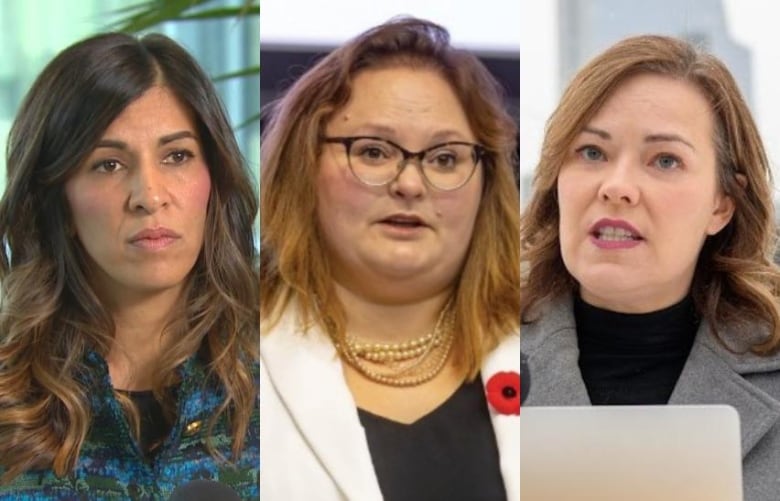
[486,371,521,415]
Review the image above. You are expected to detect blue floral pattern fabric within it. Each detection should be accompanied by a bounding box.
[0,352,259,500]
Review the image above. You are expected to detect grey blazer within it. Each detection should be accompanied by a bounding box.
[522,295,780,501]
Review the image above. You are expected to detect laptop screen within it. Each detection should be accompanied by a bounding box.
[521,405,743,501]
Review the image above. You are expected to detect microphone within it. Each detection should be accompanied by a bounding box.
[168,479,242,501]
[520,352,531,405]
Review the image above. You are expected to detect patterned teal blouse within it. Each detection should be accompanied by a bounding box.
[0,352,259,500]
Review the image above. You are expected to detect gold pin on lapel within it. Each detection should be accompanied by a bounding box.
[184,420,202,436]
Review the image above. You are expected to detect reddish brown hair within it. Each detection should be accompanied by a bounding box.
[521,35,780,353]
[261,17,520,375]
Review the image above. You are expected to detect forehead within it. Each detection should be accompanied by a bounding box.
[101,85,196,138]
[326,66,473,140]
[588,73,714,137]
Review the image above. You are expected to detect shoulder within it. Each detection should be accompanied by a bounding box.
[262,305,335,362]
[698,319,780,379]
[483,331,520,371]
[521,293,577,356]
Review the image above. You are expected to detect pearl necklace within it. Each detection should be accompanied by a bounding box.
[337,301,455,387]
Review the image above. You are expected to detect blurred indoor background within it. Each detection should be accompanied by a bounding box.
[520,0,779,216]
[0,0,259,190]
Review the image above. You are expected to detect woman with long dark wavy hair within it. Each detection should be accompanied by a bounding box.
[0,32,258,499]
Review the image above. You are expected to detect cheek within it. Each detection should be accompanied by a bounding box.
[656,191,714,253]
[65,182,114,233]
[179,166,212,213]
[556,167,585,210]
[556,173,579,246]
[435,180,483,238]
[316,164,371,221]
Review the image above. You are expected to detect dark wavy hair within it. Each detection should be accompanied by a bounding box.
[0,32,258,481]
[521,35,780,353]
[260,17,520,376]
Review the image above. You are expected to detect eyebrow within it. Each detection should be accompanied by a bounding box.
[94,130,198,150]
[159,130,198,145]
[581,126,611,140]
[645,133,696,152]
[351,123,471,143]
[581,126,696,151]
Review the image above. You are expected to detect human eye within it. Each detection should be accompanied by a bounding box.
[651,153,682,170]
[575,145,606,162]
[162,149,194,166]
[91,159,125,173]
[426,148,459,170]
[353,140,393,164]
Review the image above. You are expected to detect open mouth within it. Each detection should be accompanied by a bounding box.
[380,215,426,228]
[593,226,642,242]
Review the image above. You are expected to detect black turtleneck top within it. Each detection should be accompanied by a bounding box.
[575,294,699,405]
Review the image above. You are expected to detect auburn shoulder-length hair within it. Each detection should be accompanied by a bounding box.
[0,33,258,481]
[260,17,520,376]
[521,34,780,353]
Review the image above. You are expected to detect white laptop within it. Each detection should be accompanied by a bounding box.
[521,405,743,501]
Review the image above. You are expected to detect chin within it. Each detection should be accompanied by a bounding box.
[577,269,639,294]
[375,256,434,276]
[580,279,654,305]
[121,273,191,294]
[374,266,426,281]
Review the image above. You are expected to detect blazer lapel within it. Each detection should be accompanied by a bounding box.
[669,322,780,458]
[262,313,384,501]
[482,333,521,501]
[522,296,591,406]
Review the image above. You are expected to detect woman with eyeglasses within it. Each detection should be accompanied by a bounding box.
[260,17,520,501]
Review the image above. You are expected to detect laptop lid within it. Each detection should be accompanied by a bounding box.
[521,405,743,501]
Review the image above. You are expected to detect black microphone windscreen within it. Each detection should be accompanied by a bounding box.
[168,479,242,501]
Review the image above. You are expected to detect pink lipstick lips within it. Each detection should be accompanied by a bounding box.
[380,213,426,227]
[378,213,428,238]
[128,227,181,250]
[589,218,643,249]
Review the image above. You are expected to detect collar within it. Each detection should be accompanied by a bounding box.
[262,307,520,500]
[80,350,231,460]
[261,311,385,501]
[481,333,520,500]
[522,293,780,457]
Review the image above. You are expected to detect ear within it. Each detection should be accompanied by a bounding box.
[705,189,739,236]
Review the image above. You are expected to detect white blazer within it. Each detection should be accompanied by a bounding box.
[260,308,520,500]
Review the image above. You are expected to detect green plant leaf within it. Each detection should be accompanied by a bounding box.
[178,6,260,20]
[108,0,258,33]
[234,112,261,130]
[104,0,261,129]
[213,66,260,82]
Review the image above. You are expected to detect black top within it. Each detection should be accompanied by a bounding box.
[121,389,173,459]
[575,294,699,405]
[358,375,506,501]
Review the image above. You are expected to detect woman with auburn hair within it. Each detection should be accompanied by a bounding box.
[521,34,780,500]
[260,17,519,501]
[0,32,258,499]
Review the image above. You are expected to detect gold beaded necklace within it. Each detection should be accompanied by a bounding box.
[336,299,455,387]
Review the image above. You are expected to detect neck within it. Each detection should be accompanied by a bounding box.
[580,286,691,314]
[105,287,184,390]
[334,282,453,343]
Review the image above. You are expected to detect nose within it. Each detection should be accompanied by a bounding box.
[127,160,170,213]
[596,159,640,206]
[390,159,427,199]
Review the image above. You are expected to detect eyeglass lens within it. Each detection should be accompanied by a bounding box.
[346,138,478,190]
